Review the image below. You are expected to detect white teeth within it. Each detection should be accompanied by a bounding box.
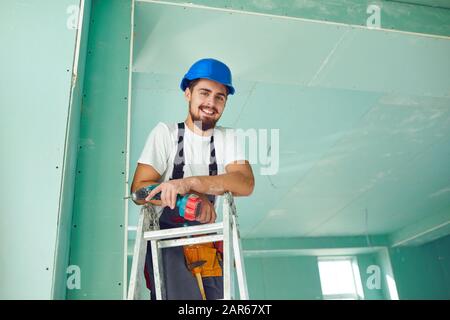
[202,108,214,115]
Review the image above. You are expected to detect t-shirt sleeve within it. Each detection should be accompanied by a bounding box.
[137,122,172,175]
[224,128,247,166]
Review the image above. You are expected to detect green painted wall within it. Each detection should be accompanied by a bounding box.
[1,0,447,300]
[160,0,450,36]
[246,255,323,299]
[242,237,391,299]
[53,0,92,300]
[0,0,83,299]
[389,234,450,299]
[243,235,450,300]
[244,250,389,299]
[67,0,132,300]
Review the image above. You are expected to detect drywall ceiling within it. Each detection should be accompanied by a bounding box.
[129,1,450,243]
[394,0,450,9]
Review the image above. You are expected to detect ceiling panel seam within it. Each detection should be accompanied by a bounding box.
[302,132,450,237]
[308,29,350,87]
[232,81,258,127]
[247,101,381,237]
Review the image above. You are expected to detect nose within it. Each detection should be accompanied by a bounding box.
[204,95,215,107]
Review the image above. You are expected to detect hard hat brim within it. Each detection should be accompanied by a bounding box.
[180,76,235,95]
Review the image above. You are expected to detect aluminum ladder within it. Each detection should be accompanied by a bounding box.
[127,192,249,300]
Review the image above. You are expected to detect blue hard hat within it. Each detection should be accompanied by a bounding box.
[180,58,235,95]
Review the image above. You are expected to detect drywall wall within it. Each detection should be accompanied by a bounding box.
[0,0,84,299]
[67,0,132,299]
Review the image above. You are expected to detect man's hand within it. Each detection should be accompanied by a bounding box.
[145,178,191,209]
[144,179,216,223]
[195,194,217,224]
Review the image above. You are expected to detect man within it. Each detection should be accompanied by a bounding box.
[131,58,254,300]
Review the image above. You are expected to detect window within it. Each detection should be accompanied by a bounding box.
[318,256,364,300]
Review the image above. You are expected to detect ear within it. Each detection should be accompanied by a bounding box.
[184,88,191,102]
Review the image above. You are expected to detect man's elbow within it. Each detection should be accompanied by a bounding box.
[246,177,255,196]
[240,176,255,196]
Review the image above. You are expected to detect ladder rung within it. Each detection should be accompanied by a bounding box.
[128,193,248,300]
[144,222,224,241]
[158,234,224,248]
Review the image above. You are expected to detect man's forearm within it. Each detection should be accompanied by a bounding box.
[186,172,254,197]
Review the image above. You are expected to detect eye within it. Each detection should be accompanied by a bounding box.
[200,91,208,96]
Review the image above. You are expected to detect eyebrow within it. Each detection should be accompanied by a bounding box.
[198,87,226,98]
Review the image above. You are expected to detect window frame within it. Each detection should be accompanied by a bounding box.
[317,256,365,300]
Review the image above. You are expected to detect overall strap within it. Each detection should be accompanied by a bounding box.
[170,122,218,205]
[208,134,218,205]
[170,122,185,180]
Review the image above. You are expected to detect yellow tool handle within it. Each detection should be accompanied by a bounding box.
[195,272,206,300]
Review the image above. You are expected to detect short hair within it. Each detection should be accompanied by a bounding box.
[188,79,201,93]
[188,78,229,96]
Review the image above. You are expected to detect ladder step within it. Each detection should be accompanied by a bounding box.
[128,193,248,300]
[144,222,224,240]
[159,234,224,248]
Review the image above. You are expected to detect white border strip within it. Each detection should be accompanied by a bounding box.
[72,0,85,81]
[123,0,136,300]
[244,246,385,257]
[379,247,399,300]
[391,220,450,247]
[136,0,450,40]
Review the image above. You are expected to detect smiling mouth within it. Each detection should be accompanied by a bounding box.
[199,106,216,117]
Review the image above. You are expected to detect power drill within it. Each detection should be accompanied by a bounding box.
[129,184,203,221]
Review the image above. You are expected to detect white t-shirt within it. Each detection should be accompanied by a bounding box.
[138,122,247,183]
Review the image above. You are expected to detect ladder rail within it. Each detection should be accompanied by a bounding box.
[151,239,165,300]
[226,192,249,299]
[222,192,232,300]
[127,204,151,300]
[127,192,248,300]
[232,213,249,299]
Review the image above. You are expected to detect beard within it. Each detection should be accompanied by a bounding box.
[189,102,218,131]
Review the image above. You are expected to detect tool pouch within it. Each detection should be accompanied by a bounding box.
[183,242,222,277]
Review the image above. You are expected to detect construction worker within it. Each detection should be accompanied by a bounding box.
[131,58,255,300]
